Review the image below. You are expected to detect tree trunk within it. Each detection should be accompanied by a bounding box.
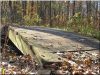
[9,1,13,23]
[66,1,70,20]
[50,1,52,27]
[22,1,26,16]
[72,1,75,16]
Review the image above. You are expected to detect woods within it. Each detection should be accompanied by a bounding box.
[1,1,100,40]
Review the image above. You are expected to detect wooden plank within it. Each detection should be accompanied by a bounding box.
[8,26,99,64]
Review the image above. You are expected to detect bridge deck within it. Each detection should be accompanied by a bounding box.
[8,26,99,64]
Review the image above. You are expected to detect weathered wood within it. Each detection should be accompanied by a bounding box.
[8,26,67,67]
[8,26,99,66]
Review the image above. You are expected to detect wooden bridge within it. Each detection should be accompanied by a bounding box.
[8,25,99,70]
